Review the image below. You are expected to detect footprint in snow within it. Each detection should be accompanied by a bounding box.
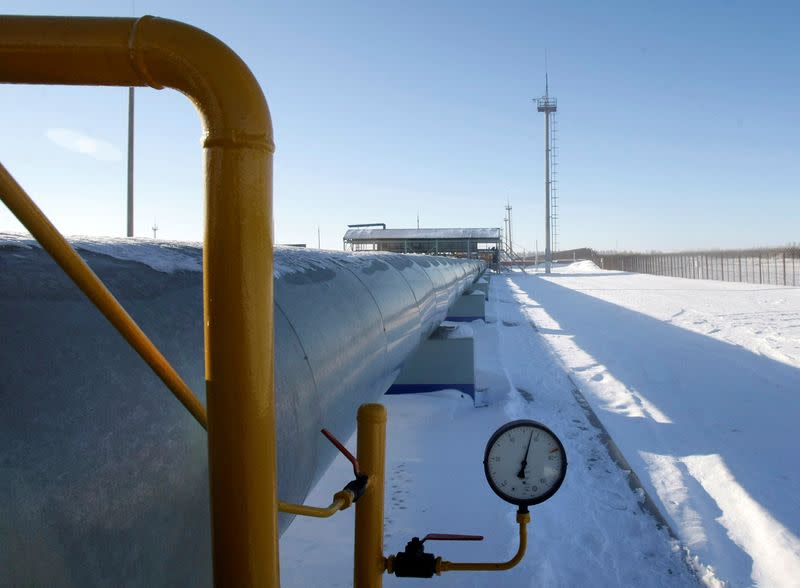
[598,490,629,512]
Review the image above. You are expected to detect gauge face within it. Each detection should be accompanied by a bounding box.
[483,420,567,507]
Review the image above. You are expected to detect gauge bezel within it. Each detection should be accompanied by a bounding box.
[483,419,567,508]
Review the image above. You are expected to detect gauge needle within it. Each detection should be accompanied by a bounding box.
[517,431,534,479]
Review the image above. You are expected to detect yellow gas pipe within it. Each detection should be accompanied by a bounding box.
[0,15,277,586]
[278,493,353,518]
[355,403,388,587]
[436,511,530,573]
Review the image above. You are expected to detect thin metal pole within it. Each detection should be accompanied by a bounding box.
[127,86,134,237]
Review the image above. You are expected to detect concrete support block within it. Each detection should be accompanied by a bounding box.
[387,325,475,399]
[469,277,490,300]
[446,290,485,321]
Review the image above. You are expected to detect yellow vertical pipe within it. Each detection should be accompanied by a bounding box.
[204,144,277,586]
[354,403,388,587]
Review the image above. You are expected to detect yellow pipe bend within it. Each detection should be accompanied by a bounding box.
[0,15,278,586]
[0,15,274,153]
[435,511,530,573]
[278,490,354,518]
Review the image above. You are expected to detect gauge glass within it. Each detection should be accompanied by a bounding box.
[483,420,567,506]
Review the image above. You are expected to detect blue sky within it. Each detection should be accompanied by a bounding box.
[1,1,798,252]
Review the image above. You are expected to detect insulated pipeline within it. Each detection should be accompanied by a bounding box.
[0,240,483,585]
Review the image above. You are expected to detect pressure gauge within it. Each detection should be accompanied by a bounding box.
[483,420,567,509]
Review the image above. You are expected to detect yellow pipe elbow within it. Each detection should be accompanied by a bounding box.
[0,15,277,586]
[436,511,530,574]
[278,490,354,519]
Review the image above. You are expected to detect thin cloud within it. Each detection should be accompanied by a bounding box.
[46,128,123,162]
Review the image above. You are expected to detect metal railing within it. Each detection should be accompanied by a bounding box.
[596,247,800,286]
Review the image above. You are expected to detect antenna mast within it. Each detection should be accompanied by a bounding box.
[504,201,514,256]
[536,58,558,274]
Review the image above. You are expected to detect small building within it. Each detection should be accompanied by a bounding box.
[343,225,501,263]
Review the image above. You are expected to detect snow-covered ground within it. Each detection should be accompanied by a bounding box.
[520,262,800,587]
[282,263,793,587]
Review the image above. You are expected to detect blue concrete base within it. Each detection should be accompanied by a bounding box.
[386,383,475,399]
[386,326,475,403]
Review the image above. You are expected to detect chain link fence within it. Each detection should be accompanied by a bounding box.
[595,248,800,287]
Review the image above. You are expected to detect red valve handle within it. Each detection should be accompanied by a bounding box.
[321,428,360,476]
[421,533,484,543]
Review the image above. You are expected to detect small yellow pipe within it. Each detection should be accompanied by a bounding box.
[278,490,353,518]
[354,404,387,588]
[0,162,208,429]
[436,511,530,573]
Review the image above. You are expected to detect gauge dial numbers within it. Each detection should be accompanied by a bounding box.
[483,420,567,507]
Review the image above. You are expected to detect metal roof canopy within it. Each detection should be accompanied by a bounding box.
[344,227,501,241]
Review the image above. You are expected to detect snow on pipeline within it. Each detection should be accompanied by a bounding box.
[281,269,702,588]
[510,262,800,587]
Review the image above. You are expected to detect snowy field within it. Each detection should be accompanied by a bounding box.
[519,262,800,587]
[282,260,800,587]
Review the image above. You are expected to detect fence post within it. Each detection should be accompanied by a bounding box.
[766,254,771,284]
[783,252,787,286]
[759,253,762,284]
[738,255,742,282]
